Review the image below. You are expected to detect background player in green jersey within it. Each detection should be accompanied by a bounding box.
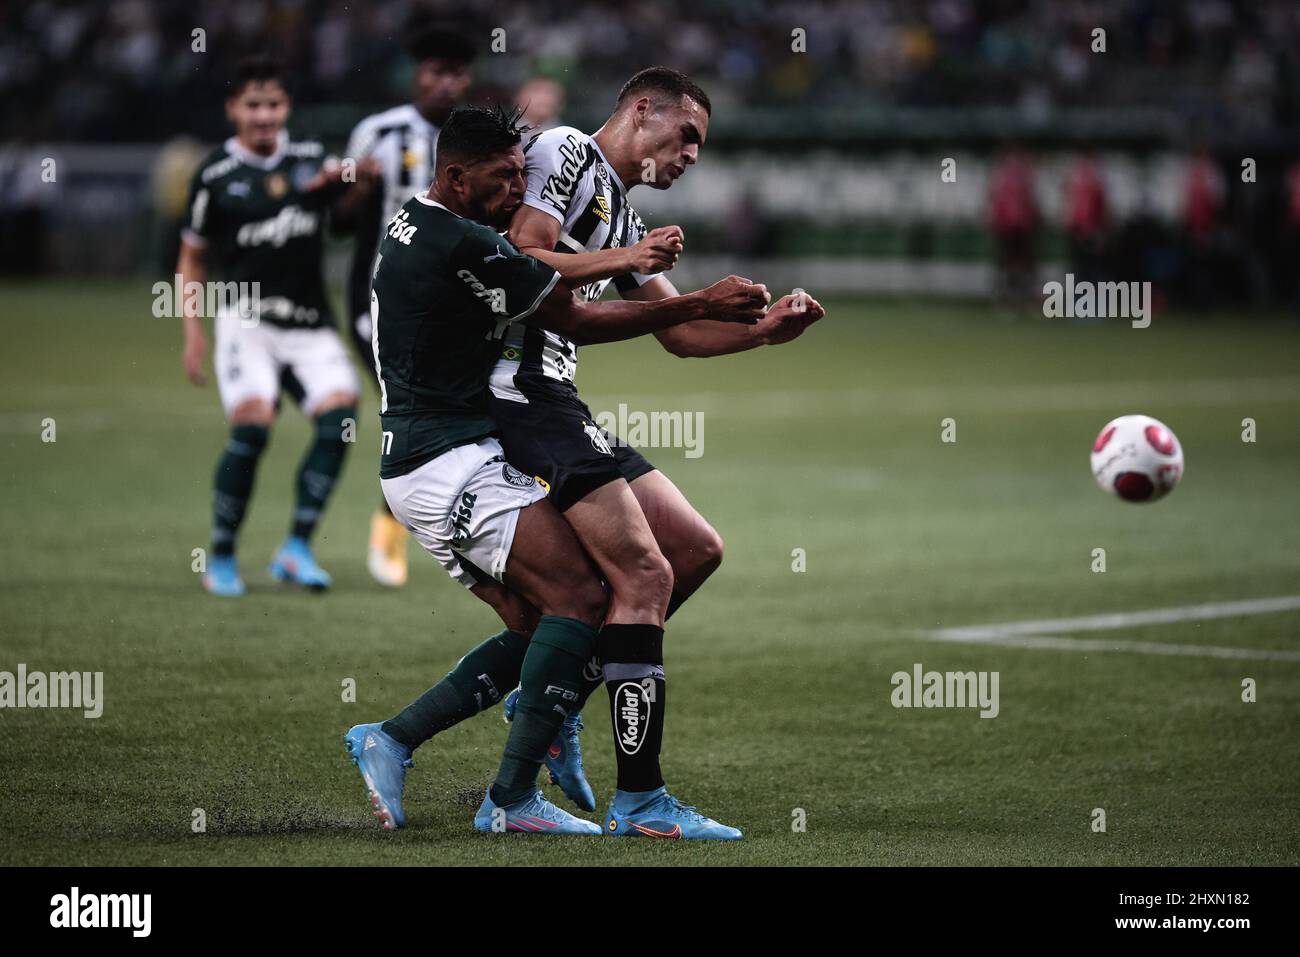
[345,106,768,834]
[177,57,359,596]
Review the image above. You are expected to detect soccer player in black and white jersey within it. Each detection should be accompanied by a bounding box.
[494,68,826,838]
[333,26,476,588]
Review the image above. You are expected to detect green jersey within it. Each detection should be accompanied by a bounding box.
[183,132,337,329]
[371,192,560,479]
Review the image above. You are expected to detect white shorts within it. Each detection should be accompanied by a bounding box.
[381,437,549,589]
[213,312,360,417]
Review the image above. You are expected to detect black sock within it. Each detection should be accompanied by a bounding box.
[212,423,269,557]
[291,406,353,541]
[491,616,597,807]
[599,623,666,793]
[665,589,690,621]
[382,629,529,750]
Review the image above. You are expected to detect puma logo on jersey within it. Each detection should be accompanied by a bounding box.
[482,246,507,263]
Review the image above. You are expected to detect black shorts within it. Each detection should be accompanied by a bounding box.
[489,386,655,512]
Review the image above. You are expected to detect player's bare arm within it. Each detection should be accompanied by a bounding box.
[328,156,382,233]
[624,275,825,357]
[526,273,767,345]
[508,204,684,286]
[177,237,208,386]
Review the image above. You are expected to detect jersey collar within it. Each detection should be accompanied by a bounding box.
[414,191,455,215]
[589,136,628,196]
[224,130,290,170]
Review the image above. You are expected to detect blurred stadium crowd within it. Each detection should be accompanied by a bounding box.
[3,0,1300,139]
[2,0,1300,308]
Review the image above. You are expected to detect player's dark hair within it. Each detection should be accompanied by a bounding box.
[406,25,477,64]
[616,67,711,116]
[436,104,527,170]
[229,55,290,97]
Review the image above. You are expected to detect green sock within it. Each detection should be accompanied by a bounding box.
[291,406,353,541]
[212,423,269,557]
[575,652,604,710]
[491,616,598,807]
[383,629,529,750]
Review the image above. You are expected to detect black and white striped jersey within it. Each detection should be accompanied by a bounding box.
[344,104,439,324]
[489,126,653,402]
[346,103,439,239]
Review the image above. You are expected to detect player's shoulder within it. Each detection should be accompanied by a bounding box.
[194,143,241,185]
[400,193,483,245]
[350,104,419,142]
[525,125,592,160]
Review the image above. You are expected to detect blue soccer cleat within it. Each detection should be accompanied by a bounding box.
[269,536,332,590]
[202,554,245,597]
[344,723,413,830]
[474,788,601,836]
[502,687,595,812]
[605,787,743,841]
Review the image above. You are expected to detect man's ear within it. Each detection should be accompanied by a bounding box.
[443,163,466,195]
[631,96,652,129]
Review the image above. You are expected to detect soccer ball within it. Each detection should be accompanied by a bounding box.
[1090,414,1184,502]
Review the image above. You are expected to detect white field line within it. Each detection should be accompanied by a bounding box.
[923,596,1300,662]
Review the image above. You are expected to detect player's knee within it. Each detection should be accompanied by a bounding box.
[492,590,542,636]
[622,548,674,611]
[549,577,608,629]
[229,398,275,426]
[692,527,724,581]
[311,391,358,417]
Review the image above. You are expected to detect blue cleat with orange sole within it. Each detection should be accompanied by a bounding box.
[605,786,742,841]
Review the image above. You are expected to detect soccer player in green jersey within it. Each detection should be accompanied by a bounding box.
[344,105,768,834]
[178,56,358,596]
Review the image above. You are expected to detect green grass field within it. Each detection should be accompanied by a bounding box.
[2,279,1298,866]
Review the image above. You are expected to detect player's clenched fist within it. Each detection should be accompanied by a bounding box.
[756,291,826,345]
[627,225,685,274]
[701,274,769,325]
